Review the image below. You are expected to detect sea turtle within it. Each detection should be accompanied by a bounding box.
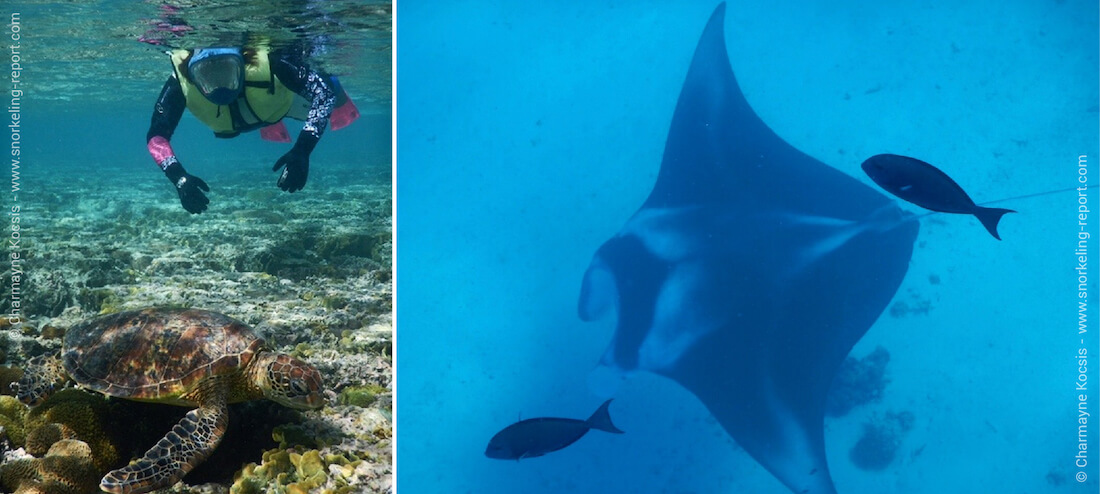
[14,307,325,494]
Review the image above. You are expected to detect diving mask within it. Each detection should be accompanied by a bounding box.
[187,48,245,105]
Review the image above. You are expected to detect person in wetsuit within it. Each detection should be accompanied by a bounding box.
[146,46,359,214]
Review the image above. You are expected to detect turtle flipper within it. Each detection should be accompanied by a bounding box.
[14,352,68,406]
[99,397,228,494]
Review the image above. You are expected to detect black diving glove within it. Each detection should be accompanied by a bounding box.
[163,158,210,214]
[273,133,318,193]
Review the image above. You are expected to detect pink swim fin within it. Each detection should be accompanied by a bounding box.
[260,121,292,143]
[330,91,360,131]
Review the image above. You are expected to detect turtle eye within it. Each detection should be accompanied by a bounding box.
[289,379,309,397]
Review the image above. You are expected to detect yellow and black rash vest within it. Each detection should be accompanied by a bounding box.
[171,49,295,137]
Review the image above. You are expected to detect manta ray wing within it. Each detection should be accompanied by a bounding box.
[647,4,890,220]
[579,4,919,493]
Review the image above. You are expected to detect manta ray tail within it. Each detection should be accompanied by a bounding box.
[974,206,1015,240]
[585,399,624,434]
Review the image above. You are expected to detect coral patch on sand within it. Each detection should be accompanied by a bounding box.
[849,410,916,471]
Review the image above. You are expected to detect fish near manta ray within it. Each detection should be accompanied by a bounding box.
[578,4,918,494]
[862,153,1015,240]
[485,399,623,460]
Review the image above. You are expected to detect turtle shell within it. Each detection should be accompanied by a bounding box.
[62,308,265,403]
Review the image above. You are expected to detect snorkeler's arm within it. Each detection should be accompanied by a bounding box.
[270,52,335,151]
[268,52,335,192]
[146,76,186,170]
[148,75,210,214]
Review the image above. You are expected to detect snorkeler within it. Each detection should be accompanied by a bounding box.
[146,46,360,213]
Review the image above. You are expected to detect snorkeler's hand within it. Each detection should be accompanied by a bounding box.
[163,159,210,214]
[273,148,310,193]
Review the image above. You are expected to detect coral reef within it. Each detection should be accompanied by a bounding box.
[849,410,916,471]
[231,445,390,494]
[23,388,118,472]
[338,385,388,408]
[889,288,934,317]
[0,395,27,450]
[0,454,36,493]
[0,350,392,493]
[231,405,393,494]
[827,346,891,417]
[24,423,78,456]
[3,163,393,493]
[0,438,99,494]
[227,404,394,493]
[8,167,391,328]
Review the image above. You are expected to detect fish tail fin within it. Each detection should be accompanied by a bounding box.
[975,207,1016,240]
[586,399,624,434]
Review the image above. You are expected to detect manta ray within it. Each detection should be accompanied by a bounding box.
[578,4,919,493]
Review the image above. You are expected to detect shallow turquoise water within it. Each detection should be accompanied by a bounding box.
[9,0,390,106]
[6,0,391,210]
[397,1,1098,493]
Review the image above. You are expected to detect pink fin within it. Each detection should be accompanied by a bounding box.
[260,121,292,143]
[330,91,360,131]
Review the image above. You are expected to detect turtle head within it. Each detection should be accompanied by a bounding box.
[257,353,325,410]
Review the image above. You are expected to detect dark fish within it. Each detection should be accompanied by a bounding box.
[862,153,1015,239]
[485,399,623,460]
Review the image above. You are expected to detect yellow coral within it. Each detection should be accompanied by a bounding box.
[0,394,25,419]
[232,447,375,494]
[255,449,292,477]
[292,450,326,488]
[0,414,22,446]
[229,464,263,494]
[336,386,383,408]
[0,396,27,446]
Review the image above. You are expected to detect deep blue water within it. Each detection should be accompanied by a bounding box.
[397,1,1099,493]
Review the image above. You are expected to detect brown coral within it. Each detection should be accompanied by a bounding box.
[24,423,78,456]
[0,439,98,494]
[38,439,100,493]
[24,388,118,471]
[0,457,37,492]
